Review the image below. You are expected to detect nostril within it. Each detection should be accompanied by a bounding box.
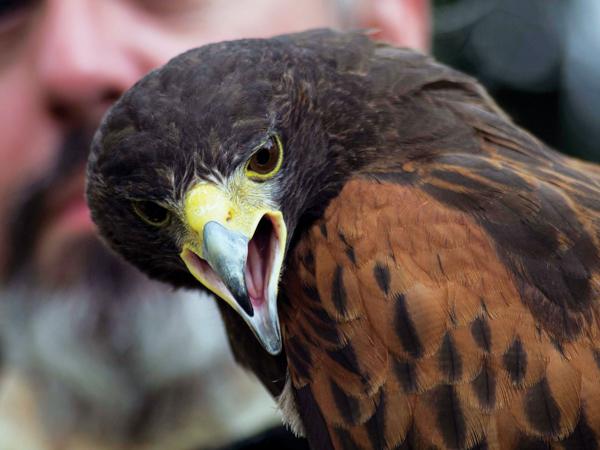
[101,88,122,104]
[49,100,70,121]
[47,87,124,125]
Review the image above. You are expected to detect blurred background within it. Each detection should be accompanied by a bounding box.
[0,1,597,450]
[433,0,600,162]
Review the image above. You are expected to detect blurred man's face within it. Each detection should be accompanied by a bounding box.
[0,0,347,280]
[0,0,430,281]
[0,0,428,445]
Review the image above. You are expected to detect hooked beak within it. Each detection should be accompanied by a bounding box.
[180,183,286,355]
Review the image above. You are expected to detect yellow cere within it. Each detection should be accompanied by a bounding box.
[183,179,277,256]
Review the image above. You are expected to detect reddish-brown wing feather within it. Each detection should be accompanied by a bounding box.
[281,179,600,450]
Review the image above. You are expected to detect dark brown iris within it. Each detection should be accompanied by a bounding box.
[248,137,280,175]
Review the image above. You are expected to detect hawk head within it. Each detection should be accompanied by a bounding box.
[86,30,383,355]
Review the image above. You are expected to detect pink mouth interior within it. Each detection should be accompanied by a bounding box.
[245,216,277,309]
[184,250,227,297]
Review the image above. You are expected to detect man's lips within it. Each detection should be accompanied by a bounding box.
[29,167,98,284]
[57,191,94,233]
[43,168,95,235]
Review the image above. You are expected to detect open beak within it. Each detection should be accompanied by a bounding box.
[180,183,286,355]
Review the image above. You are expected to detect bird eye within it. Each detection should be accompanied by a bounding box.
[132,201,171,227]
[245,135,283,180]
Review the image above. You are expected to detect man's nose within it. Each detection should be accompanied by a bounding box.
[35,0,142,125]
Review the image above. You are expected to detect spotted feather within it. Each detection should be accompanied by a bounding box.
[282,177,600,449]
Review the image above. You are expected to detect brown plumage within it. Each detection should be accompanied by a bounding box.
[86,29,600,449]
[283,178,600,449]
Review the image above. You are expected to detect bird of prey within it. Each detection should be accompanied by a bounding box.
[86,29,600,449]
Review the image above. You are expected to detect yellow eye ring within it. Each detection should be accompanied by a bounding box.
[132,201,171,227]
[245,135,283,180]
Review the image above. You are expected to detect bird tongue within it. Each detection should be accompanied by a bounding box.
[245,217,272,308]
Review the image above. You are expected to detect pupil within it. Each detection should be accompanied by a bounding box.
[255,148,271,166]
[143,202,166,222]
